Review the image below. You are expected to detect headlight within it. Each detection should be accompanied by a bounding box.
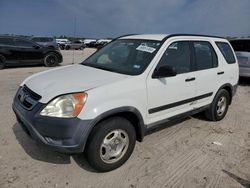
[40,92,87,118]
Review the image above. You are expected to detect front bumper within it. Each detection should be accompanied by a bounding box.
[12,87,93,153]
[56,51,63,63]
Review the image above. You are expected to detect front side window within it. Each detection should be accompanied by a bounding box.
[83,39,162,75]
[15,39,35,47]
[157,41,191,74]
[216,42,236,64]
[193,41,218,70]
[31,37,41,42]
[32,37,53,42]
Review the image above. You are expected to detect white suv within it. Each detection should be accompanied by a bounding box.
[13,34,239,172]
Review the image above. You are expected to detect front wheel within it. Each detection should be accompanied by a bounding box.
[0,56,5,69]
[44,53,59,67]
[205,89,230,121]
[86,117,136,172]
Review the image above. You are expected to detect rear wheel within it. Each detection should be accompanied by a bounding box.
[65,45,70,50]
[86,117,136,172]
[44,53,59,67]
[205,89,230,121]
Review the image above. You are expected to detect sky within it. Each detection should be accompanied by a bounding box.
[0,0,250,38]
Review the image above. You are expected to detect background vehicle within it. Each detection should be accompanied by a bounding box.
[56,39,69,50]
[64,40,85,50]
[83,39,97,48]
[0,36,63,69]
[96,39,112,50]
[96,39,112,44]
[13,34,238,172]
[31,37,58,49]
[230,39,250,77]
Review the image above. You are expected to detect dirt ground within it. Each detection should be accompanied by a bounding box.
[0,49,250,188]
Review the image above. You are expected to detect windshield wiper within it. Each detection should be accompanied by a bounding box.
[83,63,113,72]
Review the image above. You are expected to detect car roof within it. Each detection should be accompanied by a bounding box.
[0,36,31,40]
[32,36,53,38]
[230,38,250,41]
[120,34,225,41]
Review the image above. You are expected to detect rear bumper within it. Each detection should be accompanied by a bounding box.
[232,84,238,96]
[239,67,250,77]
[12,89,93,153]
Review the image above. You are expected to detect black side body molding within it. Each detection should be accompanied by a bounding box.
[148,92,213,114]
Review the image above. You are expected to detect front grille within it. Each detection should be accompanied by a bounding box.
[23,85,41,100]
[17,85,41,110]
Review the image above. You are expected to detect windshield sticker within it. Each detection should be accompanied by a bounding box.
[136,45,156,53]
[133,65,141,69]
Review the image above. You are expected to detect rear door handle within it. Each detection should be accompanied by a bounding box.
[185,77,196,82]
[217,71,224,75]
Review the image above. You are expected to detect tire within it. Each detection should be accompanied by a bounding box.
[44,53,59,67]
[0,56,5,69]
[59,45,65,50]
[205,89,230,121]
[86,117,136,172]
[65,45,70,50]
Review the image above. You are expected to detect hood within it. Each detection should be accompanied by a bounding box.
[22,64,128,103]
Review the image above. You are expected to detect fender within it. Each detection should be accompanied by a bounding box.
[85,106,146,144]
[215,83,235,104]
[0,54,6,62]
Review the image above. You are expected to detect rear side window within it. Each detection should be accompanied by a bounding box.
[216,42,236,64]
[193,41,218,70]
[0,38,15,46]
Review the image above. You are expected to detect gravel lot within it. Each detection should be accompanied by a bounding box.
[0,49,250,188]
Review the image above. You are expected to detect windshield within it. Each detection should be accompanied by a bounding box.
[82,39,162,75]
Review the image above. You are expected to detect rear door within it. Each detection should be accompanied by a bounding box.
[14,38,44,64]
[146,40,197,125]
[0,37,18,64]
[191,41,220,108]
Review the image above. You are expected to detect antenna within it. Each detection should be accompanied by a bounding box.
[72,15,76,64]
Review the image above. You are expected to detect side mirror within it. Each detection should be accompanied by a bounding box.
[152,65,177,78]
[33,45,40,49]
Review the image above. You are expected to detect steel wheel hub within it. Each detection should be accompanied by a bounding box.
[100,129,129,164]
[216,96,227,116]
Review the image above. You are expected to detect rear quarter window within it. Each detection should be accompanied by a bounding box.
[216,42,236,64]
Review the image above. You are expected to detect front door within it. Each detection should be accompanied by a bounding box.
[146,41,196,126]
[14,38,43,64]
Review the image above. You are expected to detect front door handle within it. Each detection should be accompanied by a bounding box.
[185,77,196,82]
[217,71,224,75]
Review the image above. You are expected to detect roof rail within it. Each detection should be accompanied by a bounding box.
[162,34,226,42]
[112,34,138,41]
